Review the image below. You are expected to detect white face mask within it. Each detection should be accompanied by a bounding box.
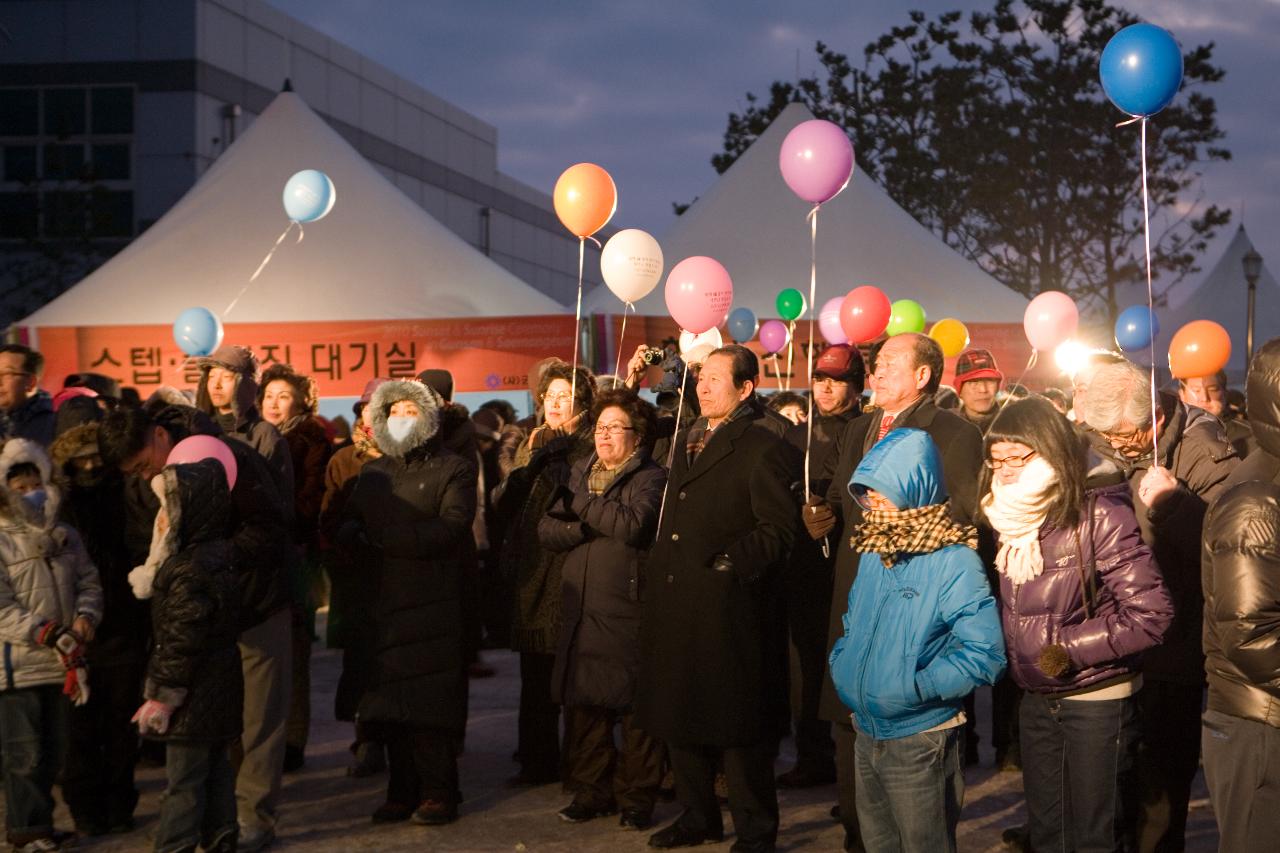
[386,415,417,443]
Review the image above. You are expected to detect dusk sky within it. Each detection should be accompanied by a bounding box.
[270,0,1279,290]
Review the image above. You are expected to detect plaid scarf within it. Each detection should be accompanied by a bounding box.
[587,452,634,495]
[852,501,978,568]
[686,400,754,465]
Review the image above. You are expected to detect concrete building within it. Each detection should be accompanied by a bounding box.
[0,0,596,324]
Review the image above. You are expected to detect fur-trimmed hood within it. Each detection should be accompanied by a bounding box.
[369,379,442,459]
[194,345,261,431]
[0,438,62,531]
[130,458,231,599]
[49,422,101,472]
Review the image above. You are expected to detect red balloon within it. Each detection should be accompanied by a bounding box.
[840,286,891,344]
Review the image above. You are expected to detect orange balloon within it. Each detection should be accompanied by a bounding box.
[1168,319,1231,379]
[553,163,617,238]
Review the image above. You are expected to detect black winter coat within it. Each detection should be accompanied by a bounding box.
[538,453,666,709]
[635,414,797,747]
[343,441,476,733]
[126,405,292,630]
[816,399,983,722]
[144,460,243,743]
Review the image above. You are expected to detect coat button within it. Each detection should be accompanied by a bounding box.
[678,491,687,500]
[671,533,679,541]
[666,574,674,583]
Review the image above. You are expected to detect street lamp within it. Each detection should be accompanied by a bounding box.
[1243,246,1263,362]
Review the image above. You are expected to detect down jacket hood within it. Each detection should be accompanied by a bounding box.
[0,438,61,531]
[850,428,948,511]
[130,458,231,599]
[369,379,443,459]
[1247,338,1280,460]
[194,345,261,430]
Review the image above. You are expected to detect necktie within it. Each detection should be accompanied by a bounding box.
[877,413,895,442]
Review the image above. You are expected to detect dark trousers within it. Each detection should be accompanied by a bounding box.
[374,724,460,805]
[833,721,866,852]
[992,675,1023,758]
[286,603,311,751]
[563,705,664,813]
[1021,691,1140,853]
[1202,709,1280,853]
[62,658,143,828]
[0,684,67,845]
[668,740,778,848]
[154,741,237,853]
[1136,681,1202,853]
[787,592,835,775]
[516,651,560,776]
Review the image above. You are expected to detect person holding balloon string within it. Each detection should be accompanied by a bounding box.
[1082,358,1240,853]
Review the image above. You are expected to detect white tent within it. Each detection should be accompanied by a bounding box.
[1155,225,1278,379]
[584,102,1028,322]
[23,90,565,327]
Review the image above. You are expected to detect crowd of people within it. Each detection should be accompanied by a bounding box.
[0,329,1275,853]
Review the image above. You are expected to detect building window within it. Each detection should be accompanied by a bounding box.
[0,85,135,240]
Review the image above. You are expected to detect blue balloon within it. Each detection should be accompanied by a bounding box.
[282,169,336,223]
[1114,304,1159,352]
[173,307,224,357]
[1099,23,1183,117]
[727,307,758,343]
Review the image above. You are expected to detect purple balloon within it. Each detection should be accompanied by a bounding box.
[818,297,848,345]
[779,120,855,204]
[759,319,791,355]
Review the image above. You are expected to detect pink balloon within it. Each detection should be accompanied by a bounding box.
[759,320,791,355]
[1023,291,1079,352]
[818,297,848,345]
[166,435,237,491]
[664,256,734,335]
[779,120,855,204]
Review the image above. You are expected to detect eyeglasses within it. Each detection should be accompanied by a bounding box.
[984,449,1038,469]
[593,424,635,437]
[543,392,574,405]
[0,371,31,380]
[1097,425,1145,446]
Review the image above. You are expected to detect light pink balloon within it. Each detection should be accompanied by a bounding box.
[818,297,849,345]
[779,120,855,204]
[1023,291,1079,352]
[759,320,791,355]
[166,435,237,491]
[664,256,734,335]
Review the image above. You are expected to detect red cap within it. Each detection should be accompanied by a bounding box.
[954,348,1004,387]
[813,345,864,382]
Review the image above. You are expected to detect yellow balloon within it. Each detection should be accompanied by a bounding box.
[929,318,970,358]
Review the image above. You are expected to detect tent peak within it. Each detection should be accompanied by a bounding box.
[282,77,293,92]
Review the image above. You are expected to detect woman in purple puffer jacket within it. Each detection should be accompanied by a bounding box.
[980,397,1172,853]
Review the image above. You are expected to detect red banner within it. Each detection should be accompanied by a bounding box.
[32,316,577,397]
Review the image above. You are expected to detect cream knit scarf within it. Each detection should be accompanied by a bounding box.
[980,456,1057,585]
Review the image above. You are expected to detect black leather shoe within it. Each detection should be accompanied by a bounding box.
[619,808,652,831]
[776,765,837,788]
[730,841,776,853]
[648,822,724,848]
[557,801,617,823]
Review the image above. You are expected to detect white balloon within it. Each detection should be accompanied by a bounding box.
[601,229,664,304]
[679,327,723,364]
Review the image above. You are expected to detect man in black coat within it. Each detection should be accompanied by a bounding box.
[803,333,983,853]
[100,403,293,851]
[776,345,863,790]
[637,345,797,853]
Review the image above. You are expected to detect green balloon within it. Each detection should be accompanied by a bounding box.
[776,288,807,322]
[886,299,927,336]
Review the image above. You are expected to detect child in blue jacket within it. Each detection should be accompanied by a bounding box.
[828,428,1005,853]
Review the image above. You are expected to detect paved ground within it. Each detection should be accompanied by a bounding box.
[19,640,1219,852]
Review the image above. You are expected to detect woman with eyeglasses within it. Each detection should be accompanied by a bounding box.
[494,360,596,786]
[536,388,667,829]
[980,396,1172,853]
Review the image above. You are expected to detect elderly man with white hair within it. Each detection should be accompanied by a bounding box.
[1083,358,1240,853]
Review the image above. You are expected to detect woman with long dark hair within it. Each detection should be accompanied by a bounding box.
[979,396,1172,852]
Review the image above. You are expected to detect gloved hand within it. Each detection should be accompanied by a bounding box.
[132,700,174,735]
[1037,643,1071,678]
[36,622,85,658]
[64,666,90,707]
[802,497,836,540]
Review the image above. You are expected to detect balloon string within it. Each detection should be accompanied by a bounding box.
[570,236,585,412]
[230,220,302,316]
[785,321,796,392]
[1140,117,1159,464]
[771,353,782,389]
[656,359,689,535]
[613,301,632,380]
[803,203,819,500]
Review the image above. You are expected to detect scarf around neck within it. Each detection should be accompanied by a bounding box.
[686,400,753,465]
[588,451,635,495]
[980,456,1057,585]
[852,501,978,568]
